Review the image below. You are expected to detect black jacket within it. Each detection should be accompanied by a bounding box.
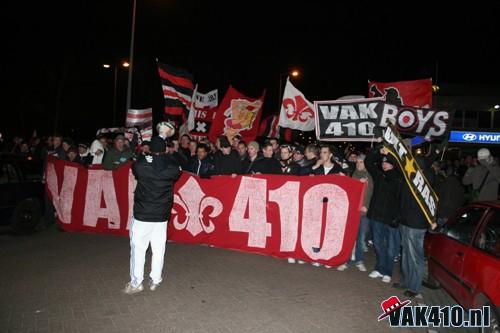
[312,163,344,175]
[280,159,301,175]
[188,157,214,177]
[436,175,465,219]
[132,153,181,222]
[249,157,282,174]
[213,151,241,175]
[365,151,403,225]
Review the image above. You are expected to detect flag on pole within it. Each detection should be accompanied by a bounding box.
[258,115,279,138]
[208,86,265,143]
[157,61,194,128]
[279,78,315,131]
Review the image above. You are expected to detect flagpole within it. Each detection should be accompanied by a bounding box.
[125,0,137,124]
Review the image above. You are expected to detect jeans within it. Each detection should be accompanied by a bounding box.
[399,224,427,293]
[353,215,370,263]
[129,217,168,287]
[371,219,400,277]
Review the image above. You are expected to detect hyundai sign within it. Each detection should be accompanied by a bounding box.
[449,131,500,144]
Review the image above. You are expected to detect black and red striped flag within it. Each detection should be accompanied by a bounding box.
[157,61,194,128]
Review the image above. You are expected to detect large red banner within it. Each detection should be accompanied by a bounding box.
[45,157,365,266]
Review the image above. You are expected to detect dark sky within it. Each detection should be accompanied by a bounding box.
[3,1,500,140]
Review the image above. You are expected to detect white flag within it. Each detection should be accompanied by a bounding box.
[278,78,315,131]
[186,86,218,132]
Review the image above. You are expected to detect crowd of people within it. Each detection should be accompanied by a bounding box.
[1,124,499,298]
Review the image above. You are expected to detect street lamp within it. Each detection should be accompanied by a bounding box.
[279,69,300,110]
[103,61,129,125]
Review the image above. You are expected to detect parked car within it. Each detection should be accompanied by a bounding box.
[425,202,500,332]
[0,154,45,234]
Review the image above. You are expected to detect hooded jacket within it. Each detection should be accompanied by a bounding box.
[132,153,180,222]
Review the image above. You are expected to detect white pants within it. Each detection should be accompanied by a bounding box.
[129,217,168,287]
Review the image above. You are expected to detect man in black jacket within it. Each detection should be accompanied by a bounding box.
[124,136,180,294]
[188,143,214,177]
[279,144,301,175]
[365,147,403,284]
[213,136,241,175]
[249,142,282,174]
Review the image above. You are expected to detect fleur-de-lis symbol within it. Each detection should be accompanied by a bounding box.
[283,95,314,123]
[172,177,222,236]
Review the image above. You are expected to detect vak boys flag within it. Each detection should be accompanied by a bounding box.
[208,86,265,143]
[314,97,452,142]
[125,108,152,128]
[368,78,432,108]
[382,123,438,225]
[157,61,194,127]
[279,77,315,131]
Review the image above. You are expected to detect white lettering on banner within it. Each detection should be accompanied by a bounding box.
[427,112,448,137]
[358,103,378,119]
[83,170,120,229]
[325,122,374,136]
[268,181,301,252]
[340,105,359,120]
[229,177,271,248]
[415,109,434,133]
[301,184,349,260]
[127,170,137,230]
[319,105,339,119]
[46,162,77,224]
[379,104,399,126]
[479,134,500,141]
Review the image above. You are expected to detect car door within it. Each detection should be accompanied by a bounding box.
[461,208,500,309]
[428,206,487,304]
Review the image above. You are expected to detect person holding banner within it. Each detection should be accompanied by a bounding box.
[124,136,181,295]
[365,148,402,283]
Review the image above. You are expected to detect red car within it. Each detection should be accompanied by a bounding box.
[425,202,500,331]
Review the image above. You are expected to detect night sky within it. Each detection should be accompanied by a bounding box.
[4,1,500,141]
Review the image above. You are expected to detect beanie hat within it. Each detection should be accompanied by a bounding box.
[150,136,166,153]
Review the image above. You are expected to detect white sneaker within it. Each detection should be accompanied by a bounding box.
[312,262,321,267]
[149,280,160,291]
[297,260,306,264]
[368,270,383,278]
[355,262,367,272]
[382,275,392,283]
[324,265,332,269]
[123,282,144,295]
[337,264,349,271]
[287,258,296,264]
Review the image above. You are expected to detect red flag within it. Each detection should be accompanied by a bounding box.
[208,86,265,143]
[368,78,432,108]
[258,115,279,138]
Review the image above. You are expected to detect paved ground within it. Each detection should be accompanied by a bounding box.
[0,227,471,333]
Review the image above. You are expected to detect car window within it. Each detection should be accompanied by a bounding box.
[445,207,487,245]
[475,209,500,258]
[0,163,20,184]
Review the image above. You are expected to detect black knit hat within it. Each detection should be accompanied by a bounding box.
[150,136,166,153]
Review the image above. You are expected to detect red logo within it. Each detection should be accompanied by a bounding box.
[378,296,411,321]
[283,95,314,123]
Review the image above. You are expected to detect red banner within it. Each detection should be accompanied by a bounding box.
[368,78,432,108]
[45,157,365,266]
[208,86,265,143]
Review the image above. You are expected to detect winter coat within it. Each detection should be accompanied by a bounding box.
[462,162,500,201]
[188,157,215,177]
[102,146,133,170]
[280,158,301,175]
[352,169,374,211]
[436,175,465,219]
[132,153,180,222]
[365,151,403,225]
[213,150,241,175]
[312,163,344,175]
[249,157,282,174]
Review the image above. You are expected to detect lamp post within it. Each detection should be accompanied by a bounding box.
[103,61,129,125]
[278,69,300,111]
[125,0,137,114]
